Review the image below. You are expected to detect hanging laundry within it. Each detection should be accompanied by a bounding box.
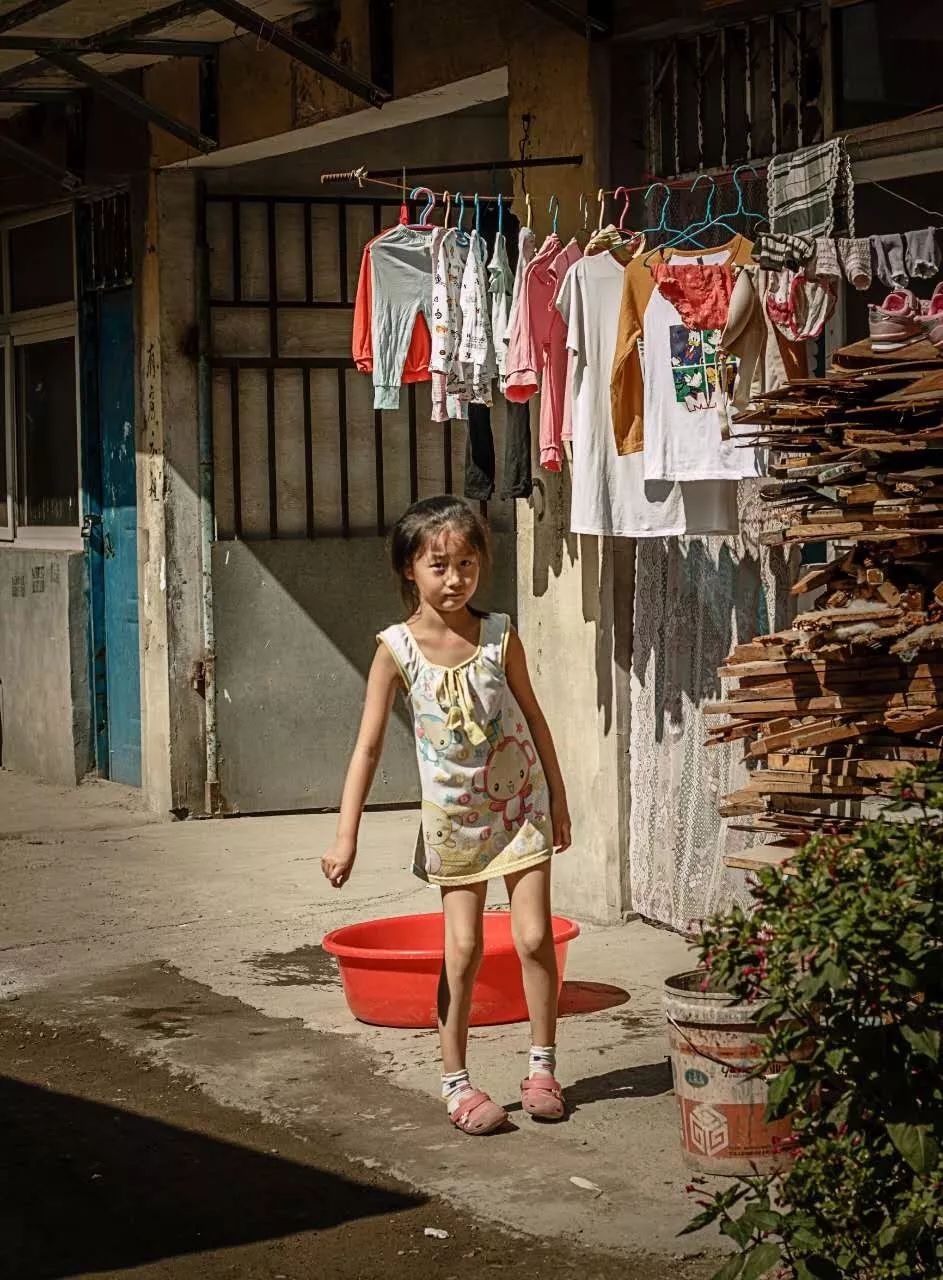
[504,233,582,474]
[764,266,836,342]
[836,237,872,290]
[767,137,855,238]
[556,252,737,538]
[753,232,814,271]
[639,249,766,483]
[459,229,497,407]
[610,236,807,468]
[650,261,735,329]
[808,238,841,279]
[540,238,583,471]
[464,403,496,501]
[720,265,796,413]
[368,224,436,411]
[352,228,431,383]
[429,225,470,422]
[506,224,536,343]
[488,231,513,389]
[871,229,942,290]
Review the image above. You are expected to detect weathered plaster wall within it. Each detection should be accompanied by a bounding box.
[503,20,632,922]
[0,550,92,785]
[138,170,207,815]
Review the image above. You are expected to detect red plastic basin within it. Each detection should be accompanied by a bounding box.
[322,911,581,1028]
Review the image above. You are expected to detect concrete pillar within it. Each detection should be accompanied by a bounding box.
[138,168,206,815]
[508,23,633,923]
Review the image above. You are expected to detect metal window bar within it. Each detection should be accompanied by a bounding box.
[206,191,496,541]
[642,3,822,181]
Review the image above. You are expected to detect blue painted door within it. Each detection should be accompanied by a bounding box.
[98,288,141,785]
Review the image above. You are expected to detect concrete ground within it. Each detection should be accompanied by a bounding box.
[0,769,715,1271]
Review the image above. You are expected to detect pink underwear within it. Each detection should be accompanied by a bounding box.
[651,263,735,330]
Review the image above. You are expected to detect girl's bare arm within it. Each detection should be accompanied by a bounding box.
[322,644,402,887]
[505,628,572,852]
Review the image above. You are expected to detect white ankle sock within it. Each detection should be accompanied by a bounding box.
[441,1068,472,1115]
[529,1044,557,1078]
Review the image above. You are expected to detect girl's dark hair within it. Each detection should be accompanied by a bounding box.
[390,495,491,614]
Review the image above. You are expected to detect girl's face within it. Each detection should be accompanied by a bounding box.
[407,527,481,614]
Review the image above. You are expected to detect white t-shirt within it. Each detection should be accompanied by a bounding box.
[556,253,737,538]
[642,252,766,483]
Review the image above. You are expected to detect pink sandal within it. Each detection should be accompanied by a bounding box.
[521,1075,566,1121]
[449,1088,507,1135]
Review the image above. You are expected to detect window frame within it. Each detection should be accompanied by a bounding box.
[0,204,82,550]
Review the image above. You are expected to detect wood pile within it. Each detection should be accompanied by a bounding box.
[710,351,943,867]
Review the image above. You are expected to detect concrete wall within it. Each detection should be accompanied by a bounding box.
[212,534,517,813]
[0,550,92,785]
[503,21,634,923]
[138,170,207,815]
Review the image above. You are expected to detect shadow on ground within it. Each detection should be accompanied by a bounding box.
[0,1073,421,1278]
[559,980,631,1017]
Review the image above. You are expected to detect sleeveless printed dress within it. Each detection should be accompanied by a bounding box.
[378,612,553,886]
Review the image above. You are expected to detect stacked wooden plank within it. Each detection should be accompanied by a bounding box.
[711,351,943,867]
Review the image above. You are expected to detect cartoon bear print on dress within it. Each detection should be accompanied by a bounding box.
[420,800,458,876]
[415,713,459,765]
[474,737,536,834]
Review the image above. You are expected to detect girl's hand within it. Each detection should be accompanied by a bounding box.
[322,839,356,888]
[551,795,572,853]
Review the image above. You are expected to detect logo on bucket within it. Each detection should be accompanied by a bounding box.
[684,1068,709,1089]
[689,1103,729,1157]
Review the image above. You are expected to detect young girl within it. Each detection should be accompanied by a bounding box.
[322,495,571,1135]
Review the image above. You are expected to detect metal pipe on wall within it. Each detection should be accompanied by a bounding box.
[195,178,220,814]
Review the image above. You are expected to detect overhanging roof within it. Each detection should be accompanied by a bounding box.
[0,0,391,176]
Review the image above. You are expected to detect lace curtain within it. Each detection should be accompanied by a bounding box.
[627,484,796,933]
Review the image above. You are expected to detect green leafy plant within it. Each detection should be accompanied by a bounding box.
[684,765,943,1279]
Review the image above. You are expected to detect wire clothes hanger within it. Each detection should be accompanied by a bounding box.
[731,164,768,228]
[641,182,685,241]
[548,193,560,237]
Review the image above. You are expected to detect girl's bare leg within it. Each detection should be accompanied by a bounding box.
[505,860,557,1048]
[438,881,488,1073]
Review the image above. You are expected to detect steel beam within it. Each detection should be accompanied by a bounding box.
[0,131,81,188]
[205,0,390,107]
[0,0,73,35]
[0,36,218,57]
[521,0,608,38]
[40,50,217,152]
[0,0,214,90]
[0,86,75,101]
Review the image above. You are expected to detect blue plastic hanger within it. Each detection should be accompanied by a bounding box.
[454,191,469,245]
[474,192,481,236]
[497,192,504,235]
[409,186,435,227]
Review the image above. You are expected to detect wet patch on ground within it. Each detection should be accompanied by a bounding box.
[244,943,341,988]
